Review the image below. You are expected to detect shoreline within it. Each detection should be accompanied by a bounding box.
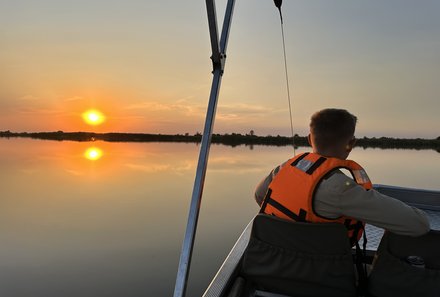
[1,131,439,151]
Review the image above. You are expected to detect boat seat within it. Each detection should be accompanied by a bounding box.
[241,214,357,297]
[368,230,440,297]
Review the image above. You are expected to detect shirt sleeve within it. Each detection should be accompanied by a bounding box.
[254,164,284,206]
[314,173,431,236]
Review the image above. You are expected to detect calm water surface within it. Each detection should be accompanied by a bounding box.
[0,138,439,296]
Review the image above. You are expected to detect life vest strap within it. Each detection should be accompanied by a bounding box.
[346,220,364,246]
[261,189,307,222]
[259,188,272,214]
[265,197,307,222]
[290,153,327,175]
[354,224,368,295]
[290,152,309,167]
[353,169,371,185]
[305,156,327,175]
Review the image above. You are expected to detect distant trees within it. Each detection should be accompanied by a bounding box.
[0,131,439,152]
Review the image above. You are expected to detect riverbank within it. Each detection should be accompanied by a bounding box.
[1,130,439,151]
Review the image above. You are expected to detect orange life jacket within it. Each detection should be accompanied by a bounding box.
[260,152,373,245]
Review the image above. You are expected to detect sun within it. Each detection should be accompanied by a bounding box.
[82,109,106,126]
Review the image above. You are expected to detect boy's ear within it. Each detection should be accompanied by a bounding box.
[346,137,356,151]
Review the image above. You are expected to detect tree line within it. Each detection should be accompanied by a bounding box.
[1,130,439,151]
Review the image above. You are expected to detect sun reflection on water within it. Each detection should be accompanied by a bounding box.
[84,147,103,161]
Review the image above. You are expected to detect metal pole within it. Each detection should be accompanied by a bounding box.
[206,0,221,65]
[173,1,235,297]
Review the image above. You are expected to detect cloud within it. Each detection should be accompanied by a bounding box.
[217,103,283,122]
[123,100,282,123]
[20,168,38,174]
[0,94,61,115]
[19,95,40,101]
[63,96,85,102]
[124,100,206,118]
[125,163,171,173]
[220,103,278,114]
[65,169,84,176]
[17,107,63,115]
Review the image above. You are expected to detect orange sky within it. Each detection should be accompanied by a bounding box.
[1,1,439,138]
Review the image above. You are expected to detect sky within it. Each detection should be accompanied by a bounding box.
[1,0,439,138]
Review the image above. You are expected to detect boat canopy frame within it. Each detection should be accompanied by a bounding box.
[173,1,236,297]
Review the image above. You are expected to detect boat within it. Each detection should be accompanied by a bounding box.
[203,185,440,297]
[174,1,440,297]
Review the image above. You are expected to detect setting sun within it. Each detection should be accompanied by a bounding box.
[82,109,106,126]
[84,147,103,161]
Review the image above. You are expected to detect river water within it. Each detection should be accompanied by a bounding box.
[0,138,439,296]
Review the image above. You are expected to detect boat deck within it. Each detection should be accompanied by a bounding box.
[361,209,440,251]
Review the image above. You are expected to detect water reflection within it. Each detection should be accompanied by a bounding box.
[84,147,103,161]
[0,139,439,297]
[0,139,202,297]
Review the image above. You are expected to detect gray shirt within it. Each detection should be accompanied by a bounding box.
[255,163,430,236]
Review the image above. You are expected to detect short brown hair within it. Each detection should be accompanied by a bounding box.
[309,108,357,149]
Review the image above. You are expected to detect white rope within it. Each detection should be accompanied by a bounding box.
[278,11,296,153]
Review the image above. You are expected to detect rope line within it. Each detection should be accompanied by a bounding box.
[278,11,296,152]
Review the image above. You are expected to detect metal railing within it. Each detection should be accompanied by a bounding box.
[173,1,236,296]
